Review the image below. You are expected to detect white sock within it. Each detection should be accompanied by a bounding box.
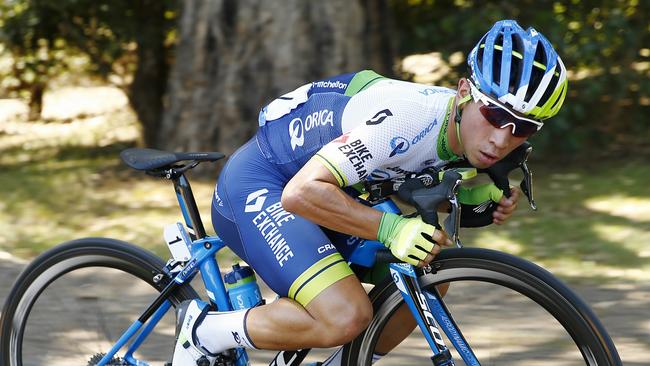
[321,348,384,365]
[195,308,258,354]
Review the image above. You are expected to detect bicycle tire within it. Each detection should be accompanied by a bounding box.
[342,247,622,366]
[0,237,198,366]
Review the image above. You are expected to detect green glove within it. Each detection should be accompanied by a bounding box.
[377,213,437,266]
[457,183,504,205]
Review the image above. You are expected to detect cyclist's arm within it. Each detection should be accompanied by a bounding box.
[282,158,383,241]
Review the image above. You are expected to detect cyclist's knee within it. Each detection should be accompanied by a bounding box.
[323,297,372,346]
[306,277,373,347]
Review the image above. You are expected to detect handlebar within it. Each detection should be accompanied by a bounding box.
[392,141,536,247]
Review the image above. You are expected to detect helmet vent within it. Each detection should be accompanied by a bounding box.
[492,34,504,90]
[509,35,524,94]
[525,45,547,102]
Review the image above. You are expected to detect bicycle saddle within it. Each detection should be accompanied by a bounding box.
[120,148,225,171]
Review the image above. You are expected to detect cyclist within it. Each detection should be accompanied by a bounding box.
[173,19,567,365]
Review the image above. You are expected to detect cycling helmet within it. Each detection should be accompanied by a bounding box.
[467,20,568,121]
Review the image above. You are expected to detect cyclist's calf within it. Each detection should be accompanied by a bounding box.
[247,275,372,350]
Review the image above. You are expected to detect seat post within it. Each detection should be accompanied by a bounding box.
[172,173,207,239]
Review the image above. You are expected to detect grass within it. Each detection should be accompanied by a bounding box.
[461,160,650,283]
[0,96,237,263]
[1,87,649,284]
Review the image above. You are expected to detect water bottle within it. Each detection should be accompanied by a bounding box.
[224,263,263,310]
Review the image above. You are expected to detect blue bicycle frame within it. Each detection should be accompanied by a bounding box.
[96,173,480,366]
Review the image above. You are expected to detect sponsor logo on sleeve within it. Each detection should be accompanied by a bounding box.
[389,136,410,157]
[312,80,348,90]
[338,139,373,180]
[365,109,393,125]
[289,109,335,150]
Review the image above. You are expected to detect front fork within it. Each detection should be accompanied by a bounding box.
[390,264,480,366]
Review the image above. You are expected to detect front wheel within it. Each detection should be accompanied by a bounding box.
[0,237,198,366]
[342,248,621,366]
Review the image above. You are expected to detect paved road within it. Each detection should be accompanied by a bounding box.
[1,251,648,365]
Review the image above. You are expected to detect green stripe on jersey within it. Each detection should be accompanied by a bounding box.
[345,70,388,96]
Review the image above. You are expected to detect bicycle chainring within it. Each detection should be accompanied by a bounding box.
[87,353,129,366]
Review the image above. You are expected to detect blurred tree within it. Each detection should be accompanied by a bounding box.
[0,0,176,146]
[161,0,397,156]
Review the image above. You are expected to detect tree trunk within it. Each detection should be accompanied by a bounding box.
[27,82,45,121]
[161,0,396,160]
[128,0,169,147]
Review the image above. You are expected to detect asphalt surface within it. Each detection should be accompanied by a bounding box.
[0,250,648,365]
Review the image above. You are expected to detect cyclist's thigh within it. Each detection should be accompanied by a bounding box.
[212,139,354,306]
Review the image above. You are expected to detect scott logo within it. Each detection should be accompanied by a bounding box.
[232,331,242,345]
[417,292,446,348]
[365,109,393,125]
[245,188,269,213]
[389,136,410,157]
[289,109,334,150]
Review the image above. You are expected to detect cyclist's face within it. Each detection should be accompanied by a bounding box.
[459,89,528,168]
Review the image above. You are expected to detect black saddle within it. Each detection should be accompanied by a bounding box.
[120,148,225,171]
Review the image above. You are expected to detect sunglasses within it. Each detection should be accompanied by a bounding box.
[468,81,544,138]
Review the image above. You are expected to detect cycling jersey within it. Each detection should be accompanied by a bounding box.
[212,70,458,306]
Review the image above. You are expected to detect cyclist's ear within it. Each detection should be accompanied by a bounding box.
[456,78,471,99]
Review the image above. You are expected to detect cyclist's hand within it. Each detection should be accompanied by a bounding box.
[377,213,452,266]
[493,186,520,225]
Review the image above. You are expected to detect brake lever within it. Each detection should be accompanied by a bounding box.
[398,170,463,247]
[519,145,537,210]
[480,141,536,211]
[443,178,463,247]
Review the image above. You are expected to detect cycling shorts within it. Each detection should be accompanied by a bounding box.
[211,137,355,306]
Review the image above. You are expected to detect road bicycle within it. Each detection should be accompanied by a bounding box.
[0,143,622,365]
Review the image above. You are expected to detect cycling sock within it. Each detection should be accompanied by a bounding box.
[195,308,258,353]
[320,347,384,365]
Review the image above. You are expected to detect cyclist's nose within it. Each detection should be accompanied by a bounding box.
[488,124,513,149]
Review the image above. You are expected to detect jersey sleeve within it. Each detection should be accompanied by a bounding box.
[314,93,441,187]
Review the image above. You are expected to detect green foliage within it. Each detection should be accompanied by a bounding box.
[391,0,650,156]
[0,0,177,117]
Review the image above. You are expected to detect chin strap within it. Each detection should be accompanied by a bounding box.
[454,94,472,151]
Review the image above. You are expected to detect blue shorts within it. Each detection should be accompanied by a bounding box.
[211,137,356,306]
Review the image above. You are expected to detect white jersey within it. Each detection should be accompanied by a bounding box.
[316,79,455,186]
[256,70,457,186]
